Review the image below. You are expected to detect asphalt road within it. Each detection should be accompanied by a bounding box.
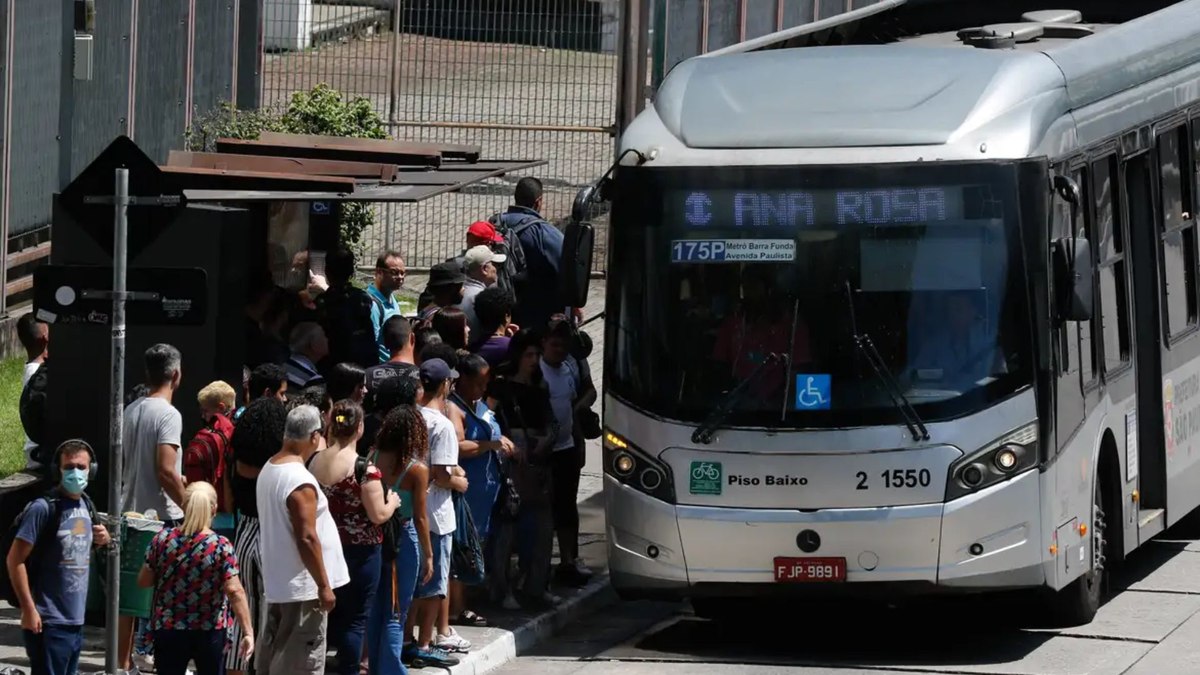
[490,509,1200,675]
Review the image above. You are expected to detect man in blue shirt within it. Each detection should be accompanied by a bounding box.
[8,439,110,675]
[368,250,407,362]
[494,178,568,331]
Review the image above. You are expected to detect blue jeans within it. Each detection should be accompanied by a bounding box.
[330,543,382,675]
[154,629,225,675]
[367,520,419,675]
[24,624,83,675]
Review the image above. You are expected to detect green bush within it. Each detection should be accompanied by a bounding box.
[186,84,389,251]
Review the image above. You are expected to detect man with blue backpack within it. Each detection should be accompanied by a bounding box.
[490,177,571,331]
[3,439,110,675]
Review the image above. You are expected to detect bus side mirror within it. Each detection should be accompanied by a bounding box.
[1052,237,1093,322]
[571,185,596,225]
[563,183,604,307]
[560,220,595,309]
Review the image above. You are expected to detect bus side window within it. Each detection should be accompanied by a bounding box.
[1157,124,1199,339]
[1073,167,1098,386]
[1093,154,1132,374]
[1053,176,1080,378]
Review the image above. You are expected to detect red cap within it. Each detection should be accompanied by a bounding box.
[467,221,504,243]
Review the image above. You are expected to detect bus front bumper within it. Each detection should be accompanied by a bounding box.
[605,469,1044,600]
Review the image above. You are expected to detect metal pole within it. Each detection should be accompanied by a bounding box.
[104,168,129,675]
[387,0,401,127]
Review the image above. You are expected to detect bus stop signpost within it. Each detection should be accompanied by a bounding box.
[82,168,182,675]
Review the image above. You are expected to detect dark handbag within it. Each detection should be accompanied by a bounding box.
[450,493,486,585]
[494,458,521,522]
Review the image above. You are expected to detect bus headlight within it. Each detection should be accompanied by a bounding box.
[603,430,676,503]
[946,424,1038,501]
[613,453,636,476]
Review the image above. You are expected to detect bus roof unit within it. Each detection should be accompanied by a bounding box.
[642,0,1200,155]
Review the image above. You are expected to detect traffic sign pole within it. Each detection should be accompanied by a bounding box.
[104,167,129,675]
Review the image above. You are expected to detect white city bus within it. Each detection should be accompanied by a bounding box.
[583,0,1200,624]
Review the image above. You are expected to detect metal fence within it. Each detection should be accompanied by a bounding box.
[650,0,877,87]
[260,1,620,272]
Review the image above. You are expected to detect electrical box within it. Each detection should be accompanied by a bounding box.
[73,34,93,81]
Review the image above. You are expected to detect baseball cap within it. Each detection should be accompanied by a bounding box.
[467,221,504,244]
[427,261,467,288]
[463,244,507,268]
[419,358,459,383]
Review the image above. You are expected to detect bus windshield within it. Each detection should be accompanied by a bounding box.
[604,162,1036,429]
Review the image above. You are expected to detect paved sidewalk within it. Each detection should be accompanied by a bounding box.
[0,278,614,675]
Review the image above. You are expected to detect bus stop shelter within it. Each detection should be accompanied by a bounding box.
[36,133,544,509]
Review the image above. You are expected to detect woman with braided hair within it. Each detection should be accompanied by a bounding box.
[367,405,436,673]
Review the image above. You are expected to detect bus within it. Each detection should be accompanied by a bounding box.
[575,0,1200,624]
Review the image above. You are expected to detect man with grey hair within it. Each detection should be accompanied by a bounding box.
[255,405,348,675]
[118,343,185,672]
[457,244,507,340]
[286,321,329,389]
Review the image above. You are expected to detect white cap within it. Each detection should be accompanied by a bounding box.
[464,244,506,268]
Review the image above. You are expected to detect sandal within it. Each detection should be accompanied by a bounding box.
[451,609,489,627]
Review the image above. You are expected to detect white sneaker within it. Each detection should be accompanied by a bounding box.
[133,654,155,673]
[436,627,472,653]
[572,559,594,577]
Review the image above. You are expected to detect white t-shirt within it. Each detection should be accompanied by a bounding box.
[21,362,41,469]
[121,397,184,521]
[420,406,458,536]
[256,458,350,603]
[540,357,578,451]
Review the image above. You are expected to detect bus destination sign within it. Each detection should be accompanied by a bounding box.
[671,185,996,230]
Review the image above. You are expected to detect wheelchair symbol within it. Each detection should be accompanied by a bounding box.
[795,374,831,410]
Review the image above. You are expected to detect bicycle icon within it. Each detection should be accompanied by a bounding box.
[692,462,720,481]
[794,374,832,410]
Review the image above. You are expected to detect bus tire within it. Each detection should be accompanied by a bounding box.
[1047,473,1108,626]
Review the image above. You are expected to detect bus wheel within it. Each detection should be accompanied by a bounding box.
[1048,476,1108,626]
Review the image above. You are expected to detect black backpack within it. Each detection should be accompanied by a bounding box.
[321,286,381,368]
[489,212,537,298]
[19,361,49,451]
[0,491,98,607]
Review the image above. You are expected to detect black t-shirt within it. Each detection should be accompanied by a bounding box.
[365,362,418,394]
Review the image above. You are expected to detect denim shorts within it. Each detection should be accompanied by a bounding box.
[415,532,452,599]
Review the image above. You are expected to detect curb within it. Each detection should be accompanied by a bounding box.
[447,574,616,675]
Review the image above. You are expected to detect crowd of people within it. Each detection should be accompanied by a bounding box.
[5,177,600,675]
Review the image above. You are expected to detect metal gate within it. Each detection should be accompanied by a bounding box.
[260,1,620,272]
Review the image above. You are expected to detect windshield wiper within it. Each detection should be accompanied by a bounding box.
[843,281,930,442]
[691,352,786,445]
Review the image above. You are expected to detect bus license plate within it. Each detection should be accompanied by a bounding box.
[774,557,846,582]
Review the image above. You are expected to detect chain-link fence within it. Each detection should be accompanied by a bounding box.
[260,1,618,273]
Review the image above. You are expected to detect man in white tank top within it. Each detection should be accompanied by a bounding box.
[255,405,350,675]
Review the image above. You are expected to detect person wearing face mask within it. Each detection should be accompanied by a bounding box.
[6,439,111,675]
